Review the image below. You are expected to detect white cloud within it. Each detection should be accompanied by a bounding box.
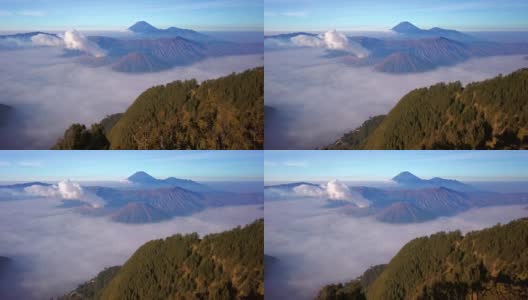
[292,184,326,197]
[282,11,307,17]
[25,185,57,198]
[325,179,350,199]
[1,30,105,58]
[18,10,46,17]
[62,30,106,57]
[18,161,42,167]
[31,34,64,47]
[24,180,104,208]
[284,161,308,167]
[324,180,370,207]
[290,30,369,57]
[269,180,371,208]
[291,35,326,48]
[320,30,349,50]
[56,180,83,199]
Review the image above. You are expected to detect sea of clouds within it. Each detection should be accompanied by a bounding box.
[264,197,528,300]
[0,186,263,300]
[0,46,262,149]
[264,46,528,149]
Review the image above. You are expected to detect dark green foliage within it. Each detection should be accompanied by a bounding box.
[62,219,263,300]
[369,218,528,299]
[54,67,263,150]
[359,265,386,293]
[318,218,528,300]
[98,113,123,135]
[316,280,366,300]
[108,67,263,149]
[328,68,528,149]
[59,266,121,300]
[315,265,386,300]
[324,115,385,149]
[52,123,110,150]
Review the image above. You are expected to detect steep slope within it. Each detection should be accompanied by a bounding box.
[61,219,264,300]
[111,203,171,223]
[392,22,422,34]
[53,67,263,150]
[93,186,207,223]
[316,265,386,300]
[111,52,168,73]
[317,218,528,300]
[362,187,472,223]
[375,202,436,223]
[323,115,385,149]
[126,171,209,192]
[128,21,211,42]
[108,67,263,149]
[374,37,472,73]
[327,68,528,149]
[392,171,422,185]
[127,171,156,183]
[391,21,475,42]
[391,171,472,191]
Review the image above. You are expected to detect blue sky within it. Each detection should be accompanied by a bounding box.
[0,151,263,182]
[265,151,528,182]
[0,0,263,31]
[265,0,528,32]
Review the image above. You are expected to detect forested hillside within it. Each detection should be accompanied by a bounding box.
[326,68,528,149]
[316,218,528,300]
[60,219,264,300]
[53,67,263,150]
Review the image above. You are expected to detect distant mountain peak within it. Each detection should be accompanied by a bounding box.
[127,171,156,182]
[129,21,158,33]
[392,171,421,183]
[392,21,421,33]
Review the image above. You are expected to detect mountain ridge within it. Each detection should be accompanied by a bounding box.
[60,219,264,300]
[325,68,528,149]
[316,218,528,300]
[128,21,211,42]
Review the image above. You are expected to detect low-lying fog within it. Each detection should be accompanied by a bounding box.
[0,48,262,149]
[264,49,528,149]
[0,195,263,300]
[264,198,528,300]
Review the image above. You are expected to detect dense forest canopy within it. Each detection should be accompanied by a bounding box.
[326,68,528,150]
[53,67,263,150]
[60,219,264,300]
[316,218,528,300]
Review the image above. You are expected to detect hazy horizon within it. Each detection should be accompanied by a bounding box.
[264,0,528,32]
